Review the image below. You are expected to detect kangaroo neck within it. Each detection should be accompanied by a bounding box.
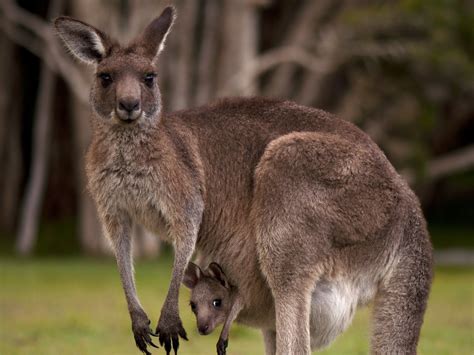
[92,116,166,161]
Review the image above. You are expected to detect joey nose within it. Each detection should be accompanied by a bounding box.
[198,324,209,335]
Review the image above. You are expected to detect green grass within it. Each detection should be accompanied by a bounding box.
[1,255,472,355]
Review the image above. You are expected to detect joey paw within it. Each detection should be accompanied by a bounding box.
[216,338,228,355]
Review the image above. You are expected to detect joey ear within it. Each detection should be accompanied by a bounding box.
[138,5,176,62]
[183,262,202,289]
[54,16,110,64]
[207,262,230,289]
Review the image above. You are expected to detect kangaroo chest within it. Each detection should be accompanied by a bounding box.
[92,152,171,241]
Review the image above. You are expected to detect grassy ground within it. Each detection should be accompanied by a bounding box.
[1,254,472,355]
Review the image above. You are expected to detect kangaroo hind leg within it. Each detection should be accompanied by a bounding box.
[253,132,337,355]
[262,329,276,355]
[371,221,433,355]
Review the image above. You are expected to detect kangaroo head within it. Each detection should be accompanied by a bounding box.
[183,262,232,335]
[54,6,175,126]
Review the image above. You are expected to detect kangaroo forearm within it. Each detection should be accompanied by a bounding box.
[161,193,203,311]
[155,230,197,352]
[103,213,143,315]
[220,296,243,340]
[116,241,143,315]
[163,237,196,314]
[219,319,232,341]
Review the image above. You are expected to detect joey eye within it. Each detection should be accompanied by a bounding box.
[144,73,156,88]
[98,73,113,88]
[212,299,222,308]
[190,301,197,312]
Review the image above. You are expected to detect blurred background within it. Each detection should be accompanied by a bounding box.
[0,0,473,354]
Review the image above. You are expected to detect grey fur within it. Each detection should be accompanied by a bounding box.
[54,6,433,355]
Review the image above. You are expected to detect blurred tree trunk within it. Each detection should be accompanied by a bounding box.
[169,0,198,110]
[133,224,161,259]
[217,0,261,96]
[16,65,56,255]
[0,33,22,235]
[194,0,219,106]
[264,1,323,98]
[294,28,341,106]
[15,0,62,255]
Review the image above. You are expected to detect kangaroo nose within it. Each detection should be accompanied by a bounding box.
[198,324,209,335]
[118,99,140,113]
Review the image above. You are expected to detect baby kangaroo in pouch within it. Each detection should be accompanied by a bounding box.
[183,262,242,355]
[54,4,432,355]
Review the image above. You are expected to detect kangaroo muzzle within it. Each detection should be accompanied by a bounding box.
[116,97,141,122]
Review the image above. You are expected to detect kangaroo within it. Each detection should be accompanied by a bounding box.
[183,262,243,355]
[54,5,433,355]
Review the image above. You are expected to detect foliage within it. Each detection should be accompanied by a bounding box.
[339,0,474,173]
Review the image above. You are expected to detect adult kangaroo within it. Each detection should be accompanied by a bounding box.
[54,5,432,355]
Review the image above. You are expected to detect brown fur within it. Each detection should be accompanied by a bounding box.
[54,6,433,355]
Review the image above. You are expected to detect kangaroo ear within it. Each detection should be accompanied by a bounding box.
[183,262,202,289]
[54,16,110,64]
[138,5,176,63]
[207,262,230,289]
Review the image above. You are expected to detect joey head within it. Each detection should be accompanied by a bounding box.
[184,262,241,355]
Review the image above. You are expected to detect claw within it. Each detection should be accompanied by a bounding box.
[172,334,179,355]
[135,334,152,355]
[148,340,159,349]
[144,333,159,349]
[217,338,228,355]
[164,337,172,355]
[178,327,188,341]
[148,329,159,337]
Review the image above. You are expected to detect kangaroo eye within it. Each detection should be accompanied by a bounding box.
[98,73,113,88]
[144,73,156,88]
[212,299,222,308]
[190,302,197,312]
